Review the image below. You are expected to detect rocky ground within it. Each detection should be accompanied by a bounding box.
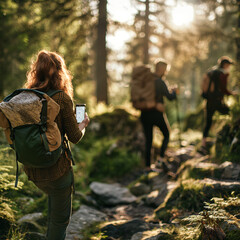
[18,143,240,240]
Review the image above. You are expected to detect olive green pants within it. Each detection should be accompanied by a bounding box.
[33,170,73,240]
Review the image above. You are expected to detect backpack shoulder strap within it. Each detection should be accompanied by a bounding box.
[206,71,213,94]
[46,89,63,98]
[3,88,46,102]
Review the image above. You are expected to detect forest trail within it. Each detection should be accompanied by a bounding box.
[65,142,240,240]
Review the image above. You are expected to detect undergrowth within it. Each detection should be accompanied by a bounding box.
[180,196,240,240]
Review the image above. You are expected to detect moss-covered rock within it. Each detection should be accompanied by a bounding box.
[177,159,222,180]
[183,104,204,131]
[88,108,140,138]
[155,179,240,223]
[131,229,174,240]
[215,118,240,163]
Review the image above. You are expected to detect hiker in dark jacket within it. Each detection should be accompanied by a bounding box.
[201,56,235,152]
[24,50,90,240]
[141,59,177,171]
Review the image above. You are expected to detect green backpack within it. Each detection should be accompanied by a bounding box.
[0,89,73,186]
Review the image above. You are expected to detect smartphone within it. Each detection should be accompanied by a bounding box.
[76,104,86,123]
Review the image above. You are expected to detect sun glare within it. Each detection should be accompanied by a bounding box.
[172,4,194,27]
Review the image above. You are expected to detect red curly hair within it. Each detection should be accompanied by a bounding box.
[25,50,73,98]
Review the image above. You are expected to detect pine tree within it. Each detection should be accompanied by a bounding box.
[95,0,108,104]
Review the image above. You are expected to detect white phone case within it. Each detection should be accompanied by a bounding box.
[76,105,85,123]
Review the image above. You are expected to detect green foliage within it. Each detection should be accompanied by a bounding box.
[89,139,141,179]
[183,104,204,131]
[0,132,47,238]
[183,200,228,226]
[0,145,22,238]
[22,195,48,216]
[155,180,208,223]
[181,196,240,240]
[89,108,138,138]
[230,96,240,123]
[6,225,26,240]
[80,222,108,240]
[168,181,207,211]
[0,0,92,99]
[155,179,237,223]
[215,107,240,163]
[0,147,23,223]
[72,108,142,188]
[225,230,240,240]
[184,165,222,180]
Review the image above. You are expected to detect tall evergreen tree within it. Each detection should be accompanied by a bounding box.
[143,0,150,64]
[236,0,240,62]
[95,0,108,104]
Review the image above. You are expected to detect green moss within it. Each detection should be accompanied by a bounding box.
[225,230,240,240]
[184,166,222,180]
[89,139,141,179]
[188,167,213,180]
[214,99,240,163]
[127,172,151,190]
[183,104,204,131]
[155,180,237,222]
[0,144,21,238]
[80,222,108,240]
[166,181,207,211]
[155,208,173,223]
[24,194,48,216]
[89,108,138,138]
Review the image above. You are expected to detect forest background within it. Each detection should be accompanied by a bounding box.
[1,0,240,239]
[1,0,239,116]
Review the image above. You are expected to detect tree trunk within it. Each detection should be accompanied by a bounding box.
[236,0,240,63]
[95,0,108,104]
[0,78,3,100]
[143,0,149,64]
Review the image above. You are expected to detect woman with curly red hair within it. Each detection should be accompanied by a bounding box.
[24,50,89,240]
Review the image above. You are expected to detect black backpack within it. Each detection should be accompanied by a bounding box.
[201,68,222,100]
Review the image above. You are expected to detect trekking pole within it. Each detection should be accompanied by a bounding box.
[175,96,182,148]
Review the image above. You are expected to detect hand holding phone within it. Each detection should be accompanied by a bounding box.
[76,104,86,123]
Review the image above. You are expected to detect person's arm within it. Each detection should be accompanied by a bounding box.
[161,80,177,101]
[61,94,89,144]
[220,74,232,96]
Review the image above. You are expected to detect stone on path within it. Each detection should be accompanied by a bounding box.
[101,219,150,240]
[177,155,240,181]
[131,229,171,240]
[103,203,155,221]
[24,232,46,240]
[199,178,240,191]
[66,205,107,240]
[17,212,44,224]
[17,212,45,233]
[130,182,151,196]
[166,146,195,172]
[90,182,137,206]
[146,181,176,207]
[195,162,219,169]
[220,161,240,180]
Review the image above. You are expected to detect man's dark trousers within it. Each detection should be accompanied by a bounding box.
[141,109,170,167]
